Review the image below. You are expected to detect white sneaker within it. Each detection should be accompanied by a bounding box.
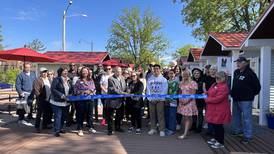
[148,129,157,135]
[176,124,181,131]
[78,130,84,137]
[89,128,97,134]
[207,138,217,145]
[160,131,165,137]
[211,142,224,149]
[21,120,34,127]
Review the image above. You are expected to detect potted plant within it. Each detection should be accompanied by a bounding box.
[266,108,274,129]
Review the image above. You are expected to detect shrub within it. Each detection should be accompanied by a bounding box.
[3,68,21,85]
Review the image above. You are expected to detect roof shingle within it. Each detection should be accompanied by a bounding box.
[210,32,248,48]
[44,51,109,64]
[190,48,203,61]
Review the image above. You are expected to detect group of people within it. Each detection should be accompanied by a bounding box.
[15,56,261,149]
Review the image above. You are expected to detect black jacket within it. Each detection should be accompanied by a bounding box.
[193,77,205,107]
[129,80,144,108]
[231,67,261,101]
[51,77,73,102]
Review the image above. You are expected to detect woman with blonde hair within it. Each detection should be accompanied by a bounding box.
[177,70,198,139]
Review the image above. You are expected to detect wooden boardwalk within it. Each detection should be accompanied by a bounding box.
[202,118,274,154]
[0,117,212,154]
[1,99,274,154]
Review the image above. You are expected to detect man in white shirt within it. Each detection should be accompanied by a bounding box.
[147,64,168,137]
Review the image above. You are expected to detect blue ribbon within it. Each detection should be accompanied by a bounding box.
[67,94,207,102]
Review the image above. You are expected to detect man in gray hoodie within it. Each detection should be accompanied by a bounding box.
[147,64,168,137]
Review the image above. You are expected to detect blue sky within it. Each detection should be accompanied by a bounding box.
[0,0,203,60]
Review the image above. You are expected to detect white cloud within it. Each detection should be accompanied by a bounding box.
[12,8,42,21]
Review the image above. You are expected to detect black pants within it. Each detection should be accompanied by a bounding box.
[145,98,150,119]
[17,95,33,120]
[131,107,142,129]
[17,109,26,120]
[35,100,51,129]
[27,92,34,118]
[101,99,107,119]
[125,98,131,120]
[212,124,224,144]
[176,113,182,125]
[67,103,76,125]
[75,101,94,130]
[94,99,99,121]
[106,106,123,132]
[191,106,204,130]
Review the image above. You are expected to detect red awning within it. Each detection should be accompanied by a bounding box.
[0,48,56,62]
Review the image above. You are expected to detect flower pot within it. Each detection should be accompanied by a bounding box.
[266,113,274,129]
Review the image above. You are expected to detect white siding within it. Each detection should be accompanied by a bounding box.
[270,50,274,109]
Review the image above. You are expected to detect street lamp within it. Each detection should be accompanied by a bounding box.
[79,39,93,51]
[62,0,73,51]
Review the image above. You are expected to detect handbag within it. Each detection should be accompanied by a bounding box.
[15,93,31,114]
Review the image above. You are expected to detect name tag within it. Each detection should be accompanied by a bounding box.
[239,76,245,80]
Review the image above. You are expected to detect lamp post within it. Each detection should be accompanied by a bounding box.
[62,0,73,51]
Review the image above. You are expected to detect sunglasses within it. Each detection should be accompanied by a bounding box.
[107,68,112,70]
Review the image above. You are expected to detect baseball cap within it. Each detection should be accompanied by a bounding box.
[234,56,248,62]
[40,67,48,72]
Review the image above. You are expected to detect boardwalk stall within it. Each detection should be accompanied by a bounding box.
[240,1,274,125]
[186,48,206,70]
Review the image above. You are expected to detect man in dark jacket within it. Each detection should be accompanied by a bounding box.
[106,66,127,135]
[231,57,261,144]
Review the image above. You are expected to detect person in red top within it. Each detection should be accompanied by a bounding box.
[205,71,231,149]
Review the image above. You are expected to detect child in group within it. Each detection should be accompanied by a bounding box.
[165,69,179,136]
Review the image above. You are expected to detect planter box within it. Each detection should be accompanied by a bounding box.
[266,113,274,129]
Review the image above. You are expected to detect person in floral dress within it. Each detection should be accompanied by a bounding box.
[177,70,198,139]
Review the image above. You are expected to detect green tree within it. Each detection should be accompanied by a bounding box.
[0,25,4,50]
[26,39,46,51]
[0,68,20,85]
[174,0,270,40]
[172,44,195,59]
[106,7,169,66]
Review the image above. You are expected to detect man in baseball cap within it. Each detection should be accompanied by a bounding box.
[234,56,248,62]
[231,56,261,144]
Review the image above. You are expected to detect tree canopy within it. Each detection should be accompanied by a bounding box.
[174,0,270,40]
[106,7,169,66]
[172,44,195,59]
[26,39,46,52]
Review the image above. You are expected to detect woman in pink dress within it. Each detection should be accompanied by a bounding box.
[177,70,198,139]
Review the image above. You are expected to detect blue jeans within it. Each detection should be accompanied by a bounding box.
[51,104,69,134]
[164,105,177,132]
[231,101,253,139]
